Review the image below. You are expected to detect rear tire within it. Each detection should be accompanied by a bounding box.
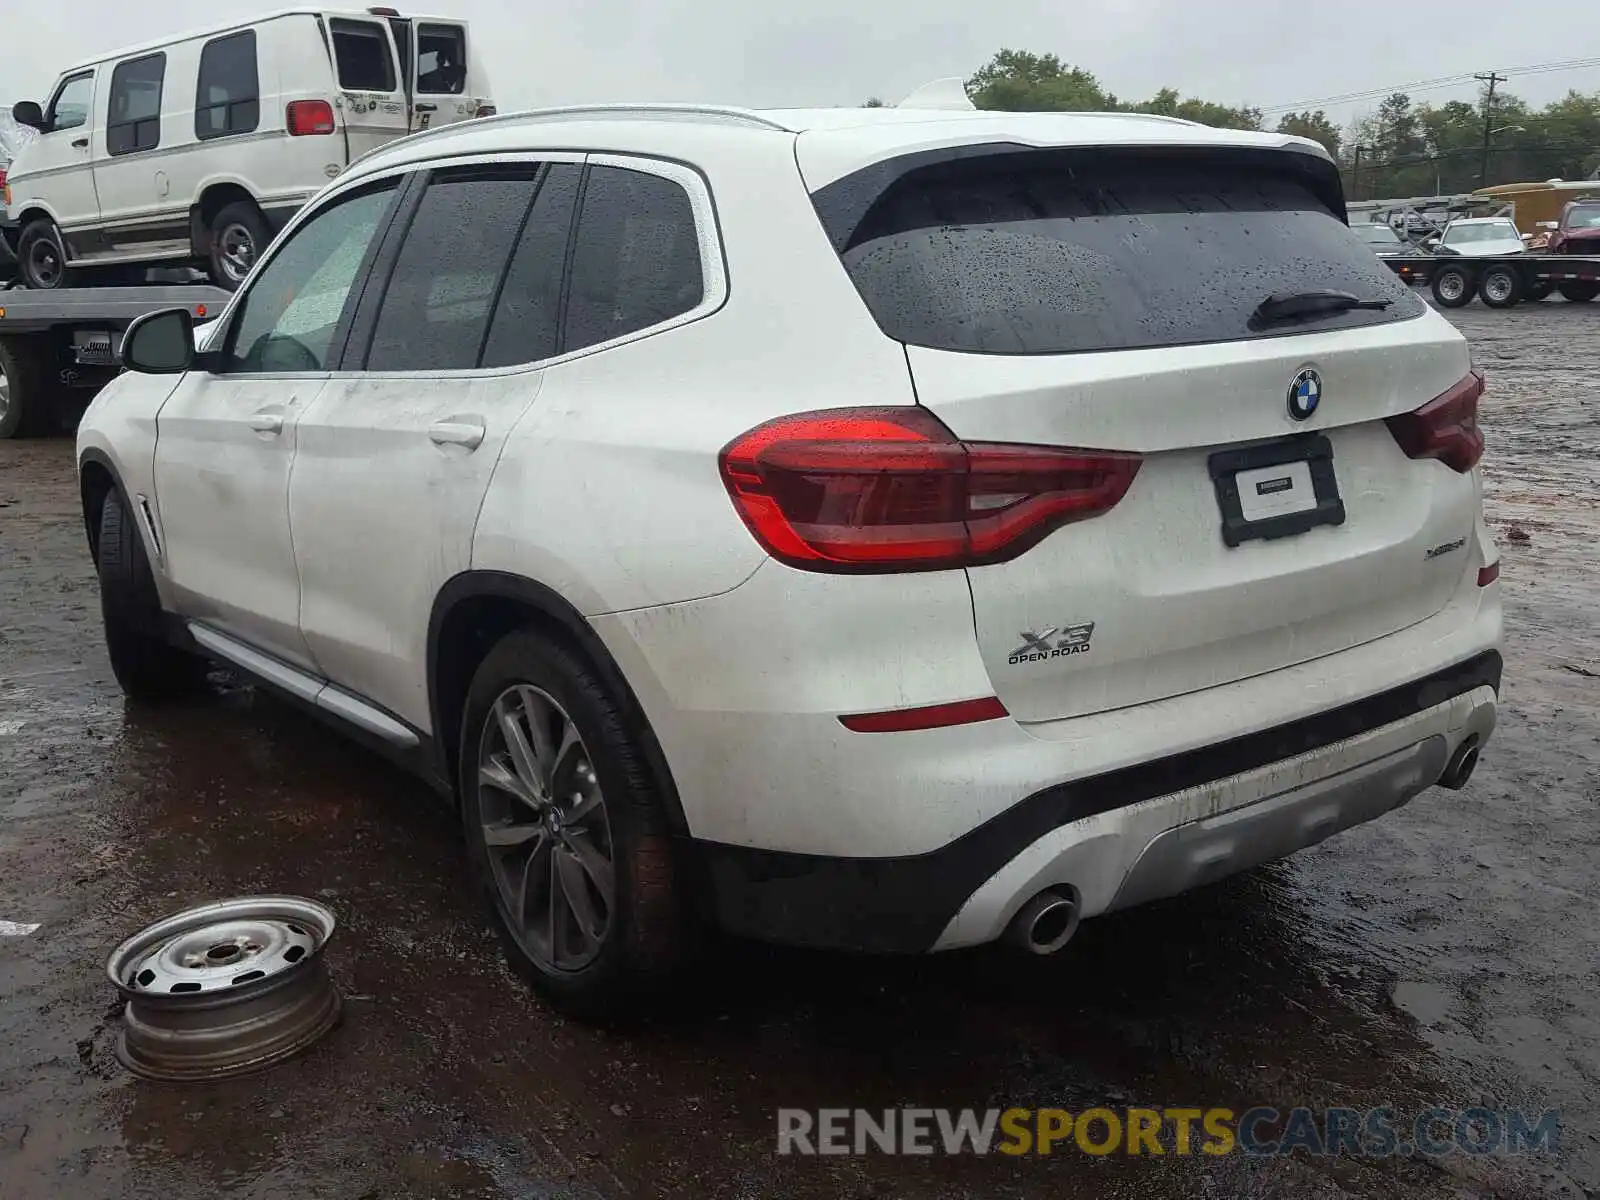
[206,201,270,292]
[18,219,69,290]
[1431,266,1474,308]
[1557,280,1599,303]
[1527,281,1554,302]
[0,337,50,439]
[1477,266,1523,308]
[458,630,692,1019]
[96,489,209,702]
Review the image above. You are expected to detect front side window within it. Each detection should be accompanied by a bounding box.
[363,167,545,371]
[330,19,397,92]
[106,53,165,156]
[46,73,94,133]
[223,183,397,373]
[415,24,466,95]
[195,31,259,140]
[564,166,705,354]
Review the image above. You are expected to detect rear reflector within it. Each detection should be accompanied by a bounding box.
[719,407,1141,573]
[1385,370,1485,473]
[286,100,336,136]
[1478,561,1500,587]
[839,696,1008,733]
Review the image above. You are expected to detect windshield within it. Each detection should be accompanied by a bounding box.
[1444,222,1519,245]
[1356,224,1402,246]
[1565,205,1600,230]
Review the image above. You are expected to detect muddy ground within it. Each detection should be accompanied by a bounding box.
[1,301,1597,1200]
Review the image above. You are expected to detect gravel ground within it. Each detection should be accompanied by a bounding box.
[1,300,1596,1199]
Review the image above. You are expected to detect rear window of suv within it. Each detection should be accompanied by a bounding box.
[811,146,1423,356]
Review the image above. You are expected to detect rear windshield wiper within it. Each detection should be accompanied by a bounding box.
[1253,290,1394,324]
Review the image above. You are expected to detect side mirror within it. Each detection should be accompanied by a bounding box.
[11,100,45,130]
[120,308,197,375]
[1520,233,1534,243]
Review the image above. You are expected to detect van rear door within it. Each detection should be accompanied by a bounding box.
[323,15,408,157]
[406,17,486,130]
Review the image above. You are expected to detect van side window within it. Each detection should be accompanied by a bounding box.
[106,54,166,156]
[362,167,544,371]
[415,24,466,95]
[45,73,94,134]
[563,166,706,354]
[195,31,260,140]
[330,19,397,93]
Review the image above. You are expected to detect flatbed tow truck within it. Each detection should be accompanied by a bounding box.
[1380,252,1600,309]
[0,284,229,438]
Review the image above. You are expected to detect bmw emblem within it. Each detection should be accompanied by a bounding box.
[1287,368,1322,421]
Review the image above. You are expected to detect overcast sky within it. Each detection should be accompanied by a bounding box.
[4,0,1600,130]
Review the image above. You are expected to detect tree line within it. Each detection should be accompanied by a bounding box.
[871,51,1600,200]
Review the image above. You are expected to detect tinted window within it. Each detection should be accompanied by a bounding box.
[47,74,93,133]
[225,184,396,373]
[364,168,541,371]
[330,19,397,92]
[564,166,704,353]
[106,54,165,156]
[195,31,260,140]
[815,148,1423,356]
[416,23,466,94]
[481,165,582,368]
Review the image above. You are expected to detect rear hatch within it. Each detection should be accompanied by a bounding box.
[809,142,1483,723]
[322,14,411,157]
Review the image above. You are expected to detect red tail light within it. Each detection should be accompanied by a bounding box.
[286,100,336,136]
[718,407,1142,573]
[1384,370,1485,473]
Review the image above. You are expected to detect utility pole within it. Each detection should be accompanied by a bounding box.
[1476,71,1506,184]
[1352,145,1364,200]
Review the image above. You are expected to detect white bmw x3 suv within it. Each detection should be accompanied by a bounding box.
[79,100,1502,1014]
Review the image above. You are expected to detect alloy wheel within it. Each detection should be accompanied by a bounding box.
[476,684,614,973]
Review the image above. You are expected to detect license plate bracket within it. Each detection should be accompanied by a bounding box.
[1208,435,1345,548]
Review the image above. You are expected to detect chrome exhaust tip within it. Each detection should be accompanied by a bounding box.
[1438,736,1481,791]
[1006,888,1081,956]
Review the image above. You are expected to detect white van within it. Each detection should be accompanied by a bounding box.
[2,7,493,291]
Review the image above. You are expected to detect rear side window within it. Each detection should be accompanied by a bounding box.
[363,167,543,371]
[480,165,583,368]
[814,147,1423,356]
[416,24,466,95]
[330,19,397,92]
[195,31,260,140]
[564,166,704,353]
[106,54,164,156]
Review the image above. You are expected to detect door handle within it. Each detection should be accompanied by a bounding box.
[415,102,438,113]
[72,137,89,148]
[428,418,485,451]
[248,411,284,435]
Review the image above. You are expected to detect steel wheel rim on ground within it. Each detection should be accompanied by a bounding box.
[106,896,341,1081]
[217,223,256,284]
[477,684,615,973]
[1437,271,1467,302]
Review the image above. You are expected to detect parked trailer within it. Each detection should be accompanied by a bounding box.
[1382,254,1600,309]
[0,285,228,438]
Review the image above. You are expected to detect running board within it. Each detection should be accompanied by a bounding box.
[186,622,419,748]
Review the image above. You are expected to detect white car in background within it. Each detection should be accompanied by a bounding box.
[1427,216,1528,257]
[78,100,1502,1016]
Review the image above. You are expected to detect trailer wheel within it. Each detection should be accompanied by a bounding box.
[1478,266,1523,308]
[1431,266,1474,308]
[0,337,50,439]
[1527,281,1554,302]
[1557,280,1599,304]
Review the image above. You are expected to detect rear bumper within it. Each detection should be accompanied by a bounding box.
[694,651,1500,954]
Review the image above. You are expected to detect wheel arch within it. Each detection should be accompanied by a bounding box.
[77,447,122,561]
[188,181,263,256]
[427,571,690,835]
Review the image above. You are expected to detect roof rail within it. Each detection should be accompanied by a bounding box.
[346,104,788,171]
